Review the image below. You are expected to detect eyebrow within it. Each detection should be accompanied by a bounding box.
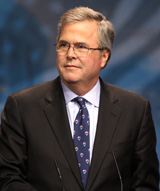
[58,40,68,44]
[58,40,88,46]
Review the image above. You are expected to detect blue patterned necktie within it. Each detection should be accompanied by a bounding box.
[72,97,90,189]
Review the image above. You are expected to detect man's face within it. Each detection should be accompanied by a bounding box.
[57,20,109,92]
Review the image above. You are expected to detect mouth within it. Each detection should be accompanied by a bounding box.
[64,64,80,69]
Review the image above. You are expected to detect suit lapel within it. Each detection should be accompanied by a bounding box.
[86,80,122,191]
[43,77,83,188]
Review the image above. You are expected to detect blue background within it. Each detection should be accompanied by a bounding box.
[0,0,160,184]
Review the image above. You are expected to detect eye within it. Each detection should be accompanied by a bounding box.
[58,43,68,48]
[76,43,88,49]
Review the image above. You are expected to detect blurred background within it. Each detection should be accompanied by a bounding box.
[0,0,160,179]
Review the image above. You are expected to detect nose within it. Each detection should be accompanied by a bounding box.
[67,45,77,58]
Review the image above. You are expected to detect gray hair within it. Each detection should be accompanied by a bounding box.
[57,7,115,63]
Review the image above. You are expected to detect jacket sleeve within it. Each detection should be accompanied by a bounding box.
[0,95,38,191]
[130,100,159,190]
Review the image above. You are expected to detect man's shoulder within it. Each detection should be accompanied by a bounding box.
[101,80,148,104]
[11,77,61,101]
[13,81,52,97]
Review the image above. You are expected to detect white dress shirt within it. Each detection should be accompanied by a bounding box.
[61,80,100,162]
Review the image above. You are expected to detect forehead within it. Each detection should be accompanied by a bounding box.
[59,20,98,45]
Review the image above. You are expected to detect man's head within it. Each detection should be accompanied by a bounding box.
[56,7,115,95]
[57,7,115,63]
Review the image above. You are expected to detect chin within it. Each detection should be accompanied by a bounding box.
[61,75,79,85]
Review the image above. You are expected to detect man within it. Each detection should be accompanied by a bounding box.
[0,7,159,191]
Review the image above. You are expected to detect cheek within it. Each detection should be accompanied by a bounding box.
[57,55,62,62]
[56,55,60,64]
[56,57,63,74]
[87,56,102,70]
[57,55,65,66]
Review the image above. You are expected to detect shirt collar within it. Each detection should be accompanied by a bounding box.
[61,80,100,108]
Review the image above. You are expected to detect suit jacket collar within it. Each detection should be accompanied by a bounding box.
[43,77,83,188]
[43,77,122,190]
[86,78,122,191]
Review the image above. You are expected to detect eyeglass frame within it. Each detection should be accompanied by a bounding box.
[54,42,109,56]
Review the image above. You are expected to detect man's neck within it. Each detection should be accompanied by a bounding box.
[62,80,99,96]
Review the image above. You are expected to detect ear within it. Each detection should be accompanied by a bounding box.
[100,50,110,69]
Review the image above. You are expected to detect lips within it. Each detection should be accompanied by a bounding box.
[64,64,80,69]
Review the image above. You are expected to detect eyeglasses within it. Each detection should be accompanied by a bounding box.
[54,42,107,56]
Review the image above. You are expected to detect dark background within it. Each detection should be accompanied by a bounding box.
[0,0,160,184]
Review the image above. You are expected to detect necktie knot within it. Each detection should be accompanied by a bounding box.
[72,97,86,109]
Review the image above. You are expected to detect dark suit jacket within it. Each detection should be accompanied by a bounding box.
[0,77,159,191]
